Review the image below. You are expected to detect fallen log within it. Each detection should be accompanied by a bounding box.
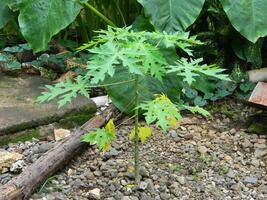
[0,105,116,200]
[247,67,267,82]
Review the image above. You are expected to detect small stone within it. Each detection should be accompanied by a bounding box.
[160,193,171,200]
[258,184,267,193]
[72,179,83,188]
[229,128,236,134]
[10,160,25,173]
[93,170,102,177]
[140,193,152,200]
[254,149,267,158]
[67,168,74,177]
[251,159,260,167]
[226,169,235,178]
[54,128,70,141]
[38,142,54,153]
[140,166,149,177]
[170,130,178,138]
[177,176,185,185]
[244,176,258,184]
[122,196,138,200]
[254,143,267,149]
[230,183,241,191]
[104,148,119,159]
[223,155,233,164]
[197,146,208,154]
[138,181,148,190]
[88,188,101,200]
[0,151,23,173]
[242,139,253,148]
[84,169,94,179]
[145,179,155,192]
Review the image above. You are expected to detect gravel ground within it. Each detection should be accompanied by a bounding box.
[1,101,267,200]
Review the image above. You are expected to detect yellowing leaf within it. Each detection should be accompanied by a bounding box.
[139,126,152,144]
[129,126,152,144]
[168,116,178,129]
[103,142,112,152]
[105,119,116,137]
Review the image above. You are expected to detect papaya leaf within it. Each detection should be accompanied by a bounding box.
[82,119,116,152]
[129,126,152,144]
[167,58,230,85]
[139,94,182,133]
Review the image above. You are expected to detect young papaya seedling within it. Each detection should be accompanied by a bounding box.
[37,26,230,184]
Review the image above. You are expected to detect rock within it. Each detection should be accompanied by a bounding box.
[88,188,101,200]
[72,179,83,188]
[223,155,233,164]
[140,193,152,200]
[0,74,96,134]
[39,124,55,138]
[170,130,178,138]
[38,142,54,153]
[93,170,102,177]
[122,196,138,200]
[84,169,94,179]
[0,173,12,184]
[230,183,241,191]
[0,151,23,173]
[138,181,148,190]
[145,179,155,192]
[226,169,235,178]
[258,184,267,193]
[177,176,185,185]
[197,146,208,154]
[244,176,258,184]
[140,166,149,177]
[104,148,119,159]
[54,128,71,141]
[242,139,253,148]
[10,160,25,173]
[160,193,171,200]
[254,149,267,158]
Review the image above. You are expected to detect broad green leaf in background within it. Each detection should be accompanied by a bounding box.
[4,0,82,52]
[0,2,13,29]
[104,67,183,115]
[232,37,263,67]
[220,0,267,43]
[138,0,205,32]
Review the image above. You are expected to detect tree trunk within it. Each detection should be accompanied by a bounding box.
[0,106,116,200]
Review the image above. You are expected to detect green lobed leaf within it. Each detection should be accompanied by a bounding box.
[36,76,90,108]
[167,58,230,85]
[139,94,182,132]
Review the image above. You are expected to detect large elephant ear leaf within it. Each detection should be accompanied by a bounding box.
[0,2,13,29]
[137,0,205,32]
[220,0,267,43]
[16,0,81,52]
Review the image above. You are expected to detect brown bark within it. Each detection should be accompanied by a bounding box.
[0,106,116,200]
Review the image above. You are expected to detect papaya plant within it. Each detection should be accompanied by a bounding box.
[37,26,229,183]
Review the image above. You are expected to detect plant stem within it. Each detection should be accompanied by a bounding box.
[134,75,140,184]
[83,2,117,27]
[77,12,89,42]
